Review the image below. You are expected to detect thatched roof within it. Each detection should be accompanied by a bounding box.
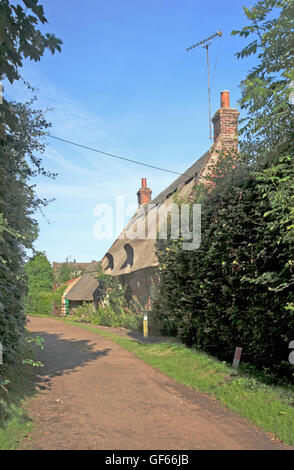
[101,90,240,277]
[101,149,211,276]
[66,273,99,301]
[151,151,209,205]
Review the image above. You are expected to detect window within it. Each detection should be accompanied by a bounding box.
[184,176,194,185]
[104,253,114,270]
[121,244,134,269]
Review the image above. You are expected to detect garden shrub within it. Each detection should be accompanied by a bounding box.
[70,302,141,330]
[69,267,142,330]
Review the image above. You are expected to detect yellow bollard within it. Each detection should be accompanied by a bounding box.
[143,312,148,338]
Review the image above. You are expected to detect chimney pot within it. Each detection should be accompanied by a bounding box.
[137,178,152,206]
[221,90,230,108]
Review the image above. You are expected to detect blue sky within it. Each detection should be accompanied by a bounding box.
[5,0,257,263]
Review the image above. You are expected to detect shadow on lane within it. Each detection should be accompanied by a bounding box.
[30,330,111,391]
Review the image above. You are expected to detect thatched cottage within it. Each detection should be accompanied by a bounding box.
[101,90,239,309]
[52,261,100,314]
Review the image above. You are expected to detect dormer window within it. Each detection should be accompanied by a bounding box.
[121,244,134,269]
[184,176,194,185]
[105,253,114,270]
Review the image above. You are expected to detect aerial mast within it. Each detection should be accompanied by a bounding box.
[187,30,223,140]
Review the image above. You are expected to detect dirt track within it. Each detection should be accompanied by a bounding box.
[24,316,289,450]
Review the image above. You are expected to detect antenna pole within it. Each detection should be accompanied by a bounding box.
[187,30,222,140]
[205,44,212,140]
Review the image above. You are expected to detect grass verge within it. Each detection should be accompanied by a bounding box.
[55,317,294,446]
[0,336,37,450]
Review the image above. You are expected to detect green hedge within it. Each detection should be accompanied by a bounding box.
[152,155,294,384]
[25,286,66,316]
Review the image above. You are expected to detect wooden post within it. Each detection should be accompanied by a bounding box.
[232,347,242,370]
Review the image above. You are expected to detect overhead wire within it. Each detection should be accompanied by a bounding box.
[47,36,222,178]
[47,134,182,176]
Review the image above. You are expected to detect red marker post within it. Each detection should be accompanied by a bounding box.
[232,347,242,370]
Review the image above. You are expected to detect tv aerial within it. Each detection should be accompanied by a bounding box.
[187,30,223,140]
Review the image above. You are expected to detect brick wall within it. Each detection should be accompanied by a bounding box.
[212,107,239,152]
[120,266,155,310]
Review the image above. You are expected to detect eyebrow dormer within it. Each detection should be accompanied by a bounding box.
[104,252,114,271]
[121,243,134,269]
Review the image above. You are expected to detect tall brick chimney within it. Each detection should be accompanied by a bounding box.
[211,91,239,152]
[137,178,152,206]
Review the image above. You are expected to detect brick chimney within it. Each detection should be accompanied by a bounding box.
[212,91,239,152]
[137,178,152,206]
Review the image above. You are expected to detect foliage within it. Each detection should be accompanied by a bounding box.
[25,290,51,315]
[0,332,43,449]
[151,0,294,385]
[0,213,19,242]
[95,261,141,313]
[70,302,141,330]
[256,154,294,246]
[69,264,142,329]
[231,0,294,166]
[0,102,50,363]
[22,334,44,367]
[95,261,113,290]
[69,302,97,322]
[25,252,53,292]
[152,153,294,383]
[0,1,61,364]
[0,0,62,83]
[55,262,73,285]
[24,252,54,316]
[54,258,83,286]
[25,286,66,316]
[0,0,62,131]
